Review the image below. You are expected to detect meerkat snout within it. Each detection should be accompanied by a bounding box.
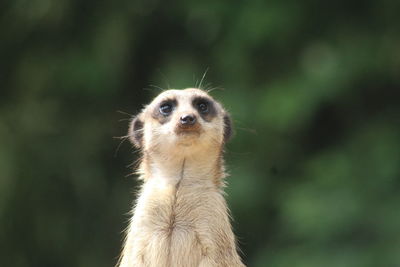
[179,114,197,126]
[177,113,200,135]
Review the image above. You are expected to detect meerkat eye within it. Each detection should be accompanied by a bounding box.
[159,102,173,115]
[197,102,209,114]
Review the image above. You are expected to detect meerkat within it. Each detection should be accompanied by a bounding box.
[118,88,245,267]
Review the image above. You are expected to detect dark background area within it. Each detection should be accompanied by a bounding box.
[1,0,400,266]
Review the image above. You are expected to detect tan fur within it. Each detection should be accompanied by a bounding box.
[118,88,245,267]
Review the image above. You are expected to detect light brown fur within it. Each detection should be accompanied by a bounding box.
[118,88,244,267]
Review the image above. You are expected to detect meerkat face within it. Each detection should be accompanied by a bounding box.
[129,88,232,155]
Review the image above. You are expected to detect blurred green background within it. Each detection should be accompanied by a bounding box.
[1,0,400,266]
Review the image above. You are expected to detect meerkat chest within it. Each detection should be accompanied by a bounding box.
[137,181,212,233]
[132,181,217,265]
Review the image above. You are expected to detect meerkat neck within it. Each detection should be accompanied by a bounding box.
[143,151,222,187]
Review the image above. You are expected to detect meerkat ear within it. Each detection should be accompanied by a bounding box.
[223,113,233,143]
[128,115,144,148]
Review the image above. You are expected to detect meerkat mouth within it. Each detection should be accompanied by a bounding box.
[175,122,202,136]
[174,127,201,147]
[175,128,201,137]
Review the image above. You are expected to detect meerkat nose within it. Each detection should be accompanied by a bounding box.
[180,114,197,125]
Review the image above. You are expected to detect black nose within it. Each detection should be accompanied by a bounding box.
[180,114,197,125]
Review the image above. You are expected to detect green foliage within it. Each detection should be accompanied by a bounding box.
[1,0,399,266]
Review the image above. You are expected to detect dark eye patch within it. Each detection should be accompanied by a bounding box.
[159,102,174,116]
[152,98,177,124]
[192,97,217,122]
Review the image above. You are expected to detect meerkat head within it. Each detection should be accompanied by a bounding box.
[128,88,232,158]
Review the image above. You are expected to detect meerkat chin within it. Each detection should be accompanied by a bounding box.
[118,88,245,267]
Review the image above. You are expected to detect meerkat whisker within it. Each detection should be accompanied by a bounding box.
[148,84,165,92]
[117,110,134,117]
[198,68,209,90]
